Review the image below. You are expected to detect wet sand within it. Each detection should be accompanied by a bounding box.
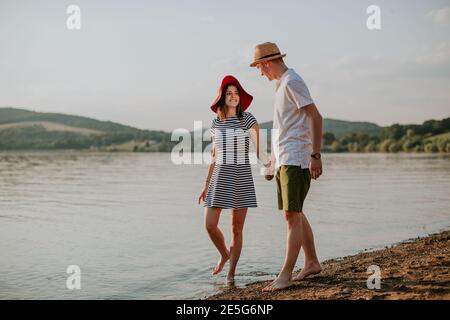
[209,231,450,300]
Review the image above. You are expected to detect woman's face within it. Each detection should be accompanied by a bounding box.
[225,85,240,108]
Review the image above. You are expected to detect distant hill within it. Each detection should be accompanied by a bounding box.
[259,118,383,138]
[0,108,173,151]
[0,108,144,133]
[0,107,447,153]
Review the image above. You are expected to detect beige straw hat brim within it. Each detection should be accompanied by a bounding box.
[250,53,286,67]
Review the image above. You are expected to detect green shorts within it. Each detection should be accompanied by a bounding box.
[275,165,311,212]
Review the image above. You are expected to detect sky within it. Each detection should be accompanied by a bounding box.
[0,0,449,131]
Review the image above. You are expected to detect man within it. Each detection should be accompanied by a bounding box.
[250,42,323,291]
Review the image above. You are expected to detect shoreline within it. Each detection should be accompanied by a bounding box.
[208,230,450,300]
[0,149,449,154]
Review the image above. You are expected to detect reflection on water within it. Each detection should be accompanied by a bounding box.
[0,151,449,299]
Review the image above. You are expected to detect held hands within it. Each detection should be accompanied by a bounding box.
[262,160,274,181]
[309,158,323,180]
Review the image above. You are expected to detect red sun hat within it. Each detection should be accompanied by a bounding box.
[210,75,253,113]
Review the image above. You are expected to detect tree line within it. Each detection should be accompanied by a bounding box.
[322,118,450,153]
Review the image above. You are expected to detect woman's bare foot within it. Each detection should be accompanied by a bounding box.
[226,274,235,287]
[212,251,230,275]
[262,275,293,292]
[293,262,322,281]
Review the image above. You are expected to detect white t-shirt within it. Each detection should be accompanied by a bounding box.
[272,68,314,170]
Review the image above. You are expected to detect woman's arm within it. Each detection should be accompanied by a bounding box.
[248,122,271,167]
[198,143,216,204]
[204,144,216,189]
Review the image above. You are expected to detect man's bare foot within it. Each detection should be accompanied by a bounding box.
[212,252,230,275]
[262,276,293,292]
[293,262,322,281]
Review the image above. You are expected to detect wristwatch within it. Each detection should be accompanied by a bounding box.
[311,153,321,160]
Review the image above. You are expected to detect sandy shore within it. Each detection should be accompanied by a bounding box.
[208,231,450,300]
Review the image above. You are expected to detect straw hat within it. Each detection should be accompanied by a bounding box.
[250,42,286,67]
[210,75,253,113]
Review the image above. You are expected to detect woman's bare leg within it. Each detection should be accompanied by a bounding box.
[227,208,248,283]
[204,207,229,275]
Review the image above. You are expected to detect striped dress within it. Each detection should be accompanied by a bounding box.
[204,112,258,209]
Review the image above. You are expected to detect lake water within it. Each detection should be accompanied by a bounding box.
[0,151,449,299]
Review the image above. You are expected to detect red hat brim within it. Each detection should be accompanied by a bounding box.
[210,75,253,113]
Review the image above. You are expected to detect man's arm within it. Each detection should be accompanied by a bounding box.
[302,103,323,179]
[303,103,322,154]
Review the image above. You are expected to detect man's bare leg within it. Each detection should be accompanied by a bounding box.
[293,212,321,281]
[263,211,301,291]
[227,208,247,284]
[204,207,230,275]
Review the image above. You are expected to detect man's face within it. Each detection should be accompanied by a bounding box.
[256,61,274,81]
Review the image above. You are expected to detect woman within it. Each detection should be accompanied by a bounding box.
[198,75,270,284]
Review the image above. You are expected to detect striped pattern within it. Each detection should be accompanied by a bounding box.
[204,112,258,209]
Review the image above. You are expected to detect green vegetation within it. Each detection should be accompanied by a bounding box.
[0,108,448,153]
[0,108,175,151]
[322,118,450,153]
[260,118,383,138]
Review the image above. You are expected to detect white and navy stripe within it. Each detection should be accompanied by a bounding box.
[204,112,258,209]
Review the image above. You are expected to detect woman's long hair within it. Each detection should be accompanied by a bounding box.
[216,84,244,121]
